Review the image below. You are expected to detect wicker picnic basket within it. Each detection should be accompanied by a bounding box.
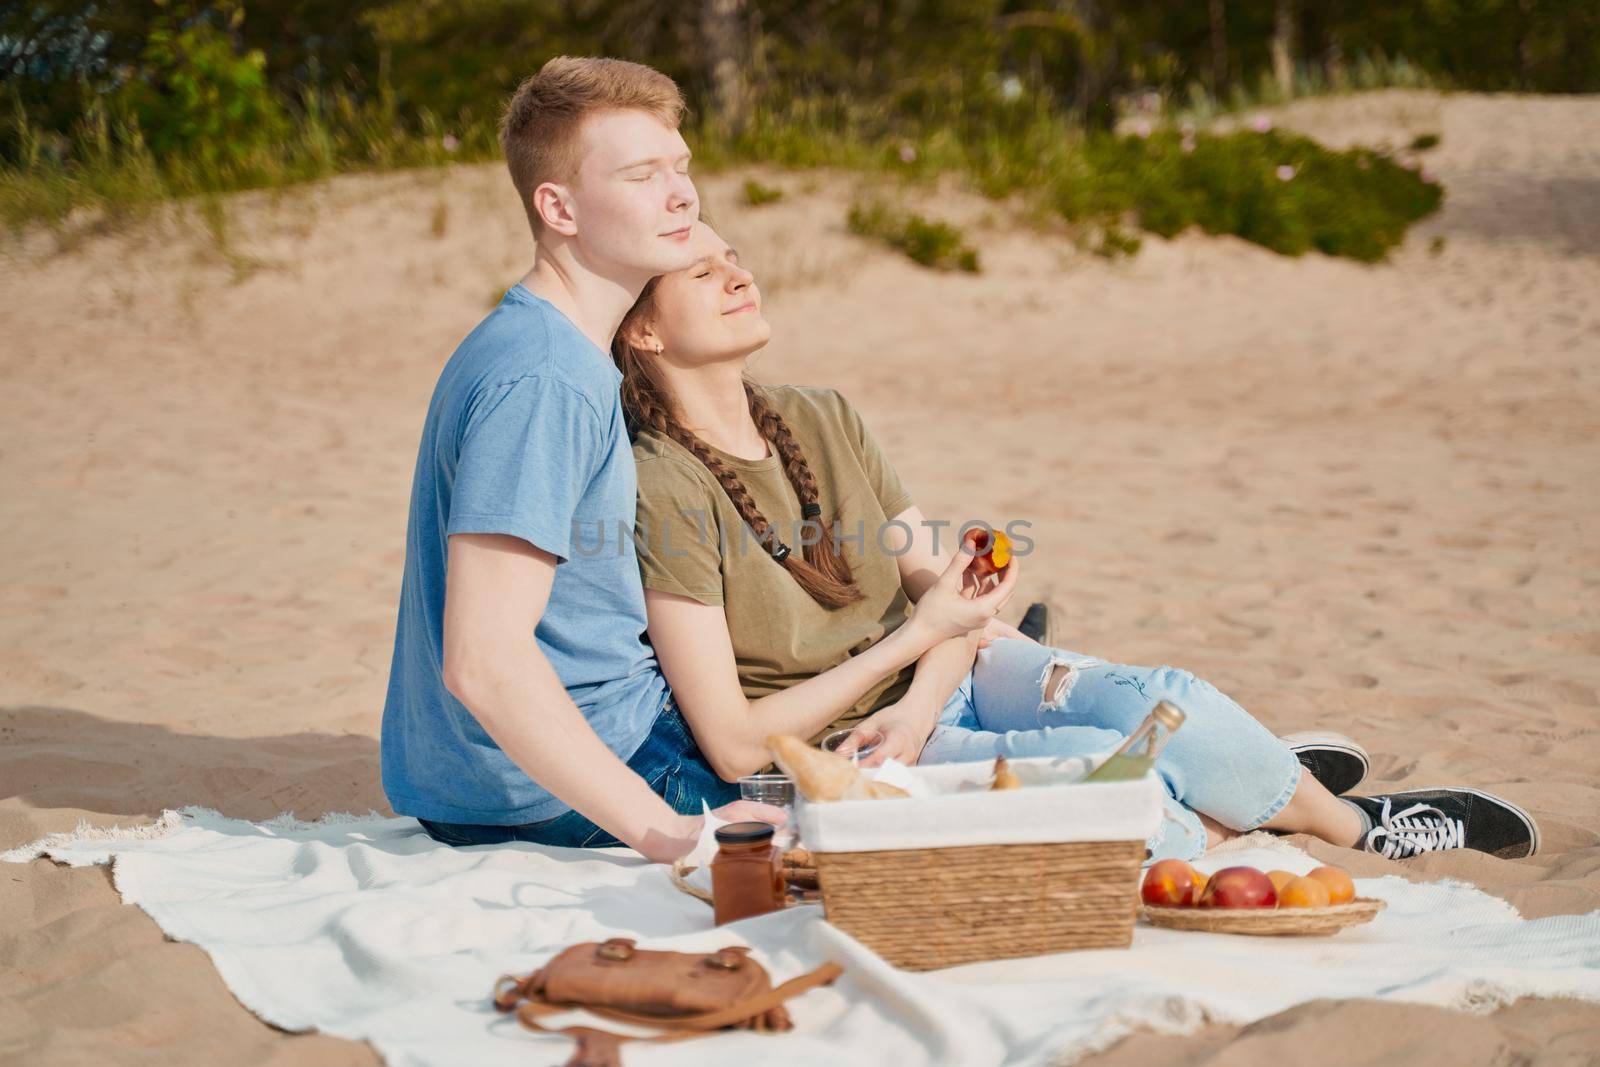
[798,758,1162,971]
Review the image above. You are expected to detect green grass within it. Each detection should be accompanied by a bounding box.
[704,94,1441,264]
[1168,52,1439,126]
[3,79,1442,266]
[742,178,784,206]
[0,89,491,245]
[847,200,980,272]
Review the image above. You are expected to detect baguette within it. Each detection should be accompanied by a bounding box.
[766,734,909,802]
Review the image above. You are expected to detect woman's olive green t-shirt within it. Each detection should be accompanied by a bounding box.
[632,384,917,744]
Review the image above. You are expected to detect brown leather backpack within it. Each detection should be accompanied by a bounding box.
[492,937,843,1067]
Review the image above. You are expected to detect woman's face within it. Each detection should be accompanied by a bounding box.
[642,225,771,365]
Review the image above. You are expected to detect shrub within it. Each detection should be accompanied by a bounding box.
[1065,129,1443,262]
[118,18,287,175]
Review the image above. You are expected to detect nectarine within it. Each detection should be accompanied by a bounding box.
[1197,866,1277,908]
[963,527,1013,580]
[1141,859,1198,907]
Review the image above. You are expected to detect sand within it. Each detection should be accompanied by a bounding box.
[2,89,1597,1064]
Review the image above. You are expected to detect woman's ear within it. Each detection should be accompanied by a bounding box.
[626,320,664,355]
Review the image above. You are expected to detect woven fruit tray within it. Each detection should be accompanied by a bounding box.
[1139,897,1385,936]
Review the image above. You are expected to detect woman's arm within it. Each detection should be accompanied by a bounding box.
[882,504,992,714]
[887,504,946,604]
[833,505,1035,766]
[646,548,1018,781]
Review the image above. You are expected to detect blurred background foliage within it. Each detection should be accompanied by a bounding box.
[1,0,1590,254]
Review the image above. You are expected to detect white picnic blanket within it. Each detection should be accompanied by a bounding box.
[7,808,1600,1067]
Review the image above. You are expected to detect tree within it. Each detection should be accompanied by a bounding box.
[1208,0,1227,95]
[700,0,751,134]
[1271,0,1294,98]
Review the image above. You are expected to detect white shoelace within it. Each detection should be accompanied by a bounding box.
[1363,797,1465,858]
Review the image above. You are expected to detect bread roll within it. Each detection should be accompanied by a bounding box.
[992,755,1021,790]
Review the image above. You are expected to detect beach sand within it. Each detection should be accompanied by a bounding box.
[2,90,1597,1064]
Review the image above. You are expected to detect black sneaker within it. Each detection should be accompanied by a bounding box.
[1346,788,1541,860]
[1017,601,1055,646]
[1282,731,1370,796]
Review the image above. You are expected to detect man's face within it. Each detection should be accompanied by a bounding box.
[562,109,700,280]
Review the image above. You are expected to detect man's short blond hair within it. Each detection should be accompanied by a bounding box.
[499,56,686,234]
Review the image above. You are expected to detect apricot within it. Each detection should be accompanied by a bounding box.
[1141,859,1198,908]
[1278,875,1334,909]
[1307,865,1356,905]
[1266,870,1297,894]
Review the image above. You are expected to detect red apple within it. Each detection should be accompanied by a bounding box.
[1140,859,1198,907]
[1197,865,1278,908]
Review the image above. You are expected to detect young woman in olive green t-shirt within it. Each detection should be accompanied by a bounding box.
[605,224,1539,865]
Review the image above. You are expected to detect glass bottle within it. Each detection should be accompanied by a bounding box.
[1082,700,1186,783]
[710,821,786,925]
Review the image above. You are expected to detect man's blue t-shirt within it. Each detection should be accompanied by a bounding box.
[381,284,670,824]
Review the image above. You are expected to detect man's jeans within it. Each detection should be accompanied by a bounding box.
[416,695,738,849]
[920,638,1304,862]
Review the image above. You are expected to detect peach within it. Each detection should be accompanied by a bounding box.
[1188,870,1209,906]
[1266,870,1297,894]
[1307,865,1356,905]
[1278,875,1334,908]
[1141,859,1198,907]
[1197,866,1277,908]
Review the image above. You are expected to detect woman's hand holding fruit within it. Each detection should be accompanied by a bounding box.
[904,532,1020,646]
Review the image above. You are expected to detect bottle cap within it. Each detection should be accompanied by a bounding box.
[714,821,777,845]
[1152,700,1186,731]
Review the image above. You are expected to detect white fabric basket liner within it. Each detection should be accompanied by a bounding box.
[797,755,1163,853]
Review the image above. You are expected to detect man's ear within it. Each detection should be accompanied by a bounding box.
[531,181,578,237]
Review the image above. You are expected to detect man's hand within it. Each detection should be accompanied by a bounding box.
[976,616,1038,650]
[836,700,941,768]
[634,800,788,864]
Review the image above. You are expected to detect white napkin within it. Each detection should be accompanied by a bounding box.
[680,801,725,897]
[681,800,728,869]
[864,757,927,796]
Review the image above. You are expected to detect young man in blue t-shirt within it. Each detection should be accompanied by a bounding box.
[379,58,787,862]
[383,57,1010,862]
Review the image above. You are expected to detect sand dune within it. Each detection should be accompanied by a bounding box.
[2,90,1597,1065]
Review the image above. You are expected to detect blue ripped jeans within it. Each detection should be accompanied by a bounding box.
[918,638,1304,863]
